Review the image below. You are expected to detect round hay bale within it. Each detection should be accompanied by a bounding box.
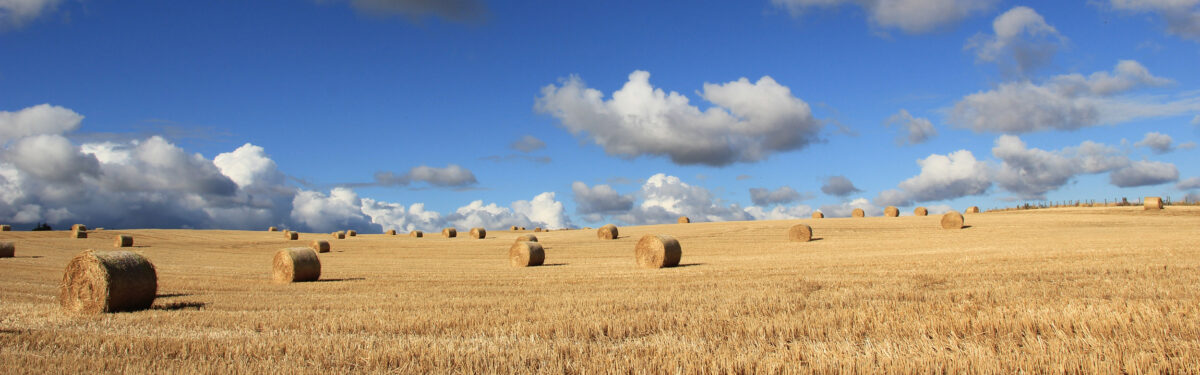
[114,235,133,248]
[533,227,543,232]
[516,234,538,242]
[1144,197,1163,210]
[635,234,682,269]
[0,241,13,258]
[510,225,519,231]
[941,211,964,230]
[272,247,321,283]
[851,208,865,218]
[966,206,980,213]
[385,229,397,235]
[268,226,278,232]
[59,250,157,314]
[677,216,690,224]
[469,227,486,239]
[597,224,618,240]
[285,231,298,240]
[332,231,345,239]
[812,212,823,219]
[346,230,357,237]
[409,230,423,238]
[914,207,928,216]
[0,224,11,231]
[884,206,899,217]
[310,240,330,253]
[442,228,457,238]
[72,229,87,239]
[71,224,87,232]
[788,224,812,242]
[519,227,526,231]
[509,241,545,267]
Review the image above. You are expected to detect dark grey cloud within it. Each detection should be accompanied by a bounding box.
[341,0,486,22]
[1134,132,1174,154]
[1110,160,1179,187]
[749,186,805,206]
[821,175,862,197]
[368,164,478,188]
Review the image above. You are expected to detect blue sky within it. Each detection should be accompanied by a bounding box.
[1,0,1198,231]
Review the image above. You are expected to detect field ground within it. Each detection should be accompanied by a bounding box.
[2,207,1199,373]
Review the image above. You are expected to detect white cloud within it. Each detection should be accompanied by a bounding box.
[1134,132,1174,153]
[991,135,1130,199]
[512,192,571,229]
[510,135,546,153]
[214,143,284,188]
[885,109,936,144]
[442,192,571,230]
[536,70,822,166]
[771,0,997,34]
[0,0,60,30]
[875,150,992,206]
[0,104,82,143]
[360,199,443,233]
[818,198,881,218]
[949,60,1186,133]
[1108,0,1200,41]
[966,6,1066,76]
[749,186,805,206]
[1177,177,1200,190]
[1110,160,1179,187]
[7,134,99,183]
[290,188,378,233]
[743,204,814,221]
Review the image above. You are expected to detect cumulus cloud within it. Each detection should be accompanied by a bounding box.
[291,188,379,233]
[990,135,1130,199]
[1108,0,1200,41]
[821,175,862,197]
[771,0,997,34]
[966,6,1066,76]
[571,182,635,221]
[213,143,285,188]
[749,186,806,206]
[0,104,82,143]
[510,135,546,153]
[875,150,992,206]
[0,0,60,30]
[536,70,822,166]
[336,0,486,22]
[370,164,477,188]
[8,134,99,183]
[885,109,936,144]
[818,198,880,218]
[1134,131,1174,153]
[1177,177,1200,190]
[949,60,1185,133]
[1110,160,1179,187]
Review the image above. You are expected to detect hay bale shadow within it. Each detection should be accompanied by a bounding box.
[156,293,192,298]
[315,277,366,283]
[539,263,569,267]
[13,255,43,259]
[961,225,973,229]
[809,237,824,242]
[674,263,705,268]
[153,301,206,311]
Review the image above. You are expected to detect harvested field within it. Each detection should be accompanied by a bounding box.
[1,207,1199,372]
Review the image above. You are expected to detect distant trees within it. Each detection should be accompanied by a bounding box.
[32,222,52,231]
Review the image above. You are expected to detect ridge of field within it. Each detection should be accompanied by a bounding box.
[2,207,1198,373]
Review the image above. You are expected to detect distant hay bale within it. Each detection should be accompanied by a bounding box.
[385,229,397,235]
[114,235,133,248]
[442,228,457,238]
[519,227,526,230]
[851,208,865,218]
[509,241,545,267]
[0,224,10,231]
[788,224,812,242]
[812,212,823,219]
[516,234,538,242]
[72,229,87,239]
[510,225,519,231]
[268,226,278,232]
[677,216,690,224]
[597,224,619,240]
[285,231,298,240]
[272,247,321,283]
[332,231,345,239]
[310,240,330,253]
[0,242,13,258]
[59,250,157,314]
[635,234,682,269]
[469,227,486,239]
[71,224,87,232]
[966,206,980,213]
[534,227,543,232]
[346,230,357,237]
[941,211,964,230]
[1145,197,1163,210]
[914,207,928,216]
[884,206,899,217]
[409,231,423,238]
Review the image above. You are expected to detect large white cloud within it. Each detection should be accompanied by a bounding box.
[0,104,82,143]
[536,70,822,166]
[771,0,997,34]
[1109,160,1179,187]
[818,198,880,218]
[291,188,378,233]
[966,6,1066,76]
[0,0,60,30]
[875,150,992,206]
[214,143,284,188]
[991,135,1130,199]
[1108,0,1200,41]
[576,173,813,224]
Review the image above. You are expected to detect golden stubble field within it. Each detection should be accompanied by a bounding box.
[2,207,1199,374]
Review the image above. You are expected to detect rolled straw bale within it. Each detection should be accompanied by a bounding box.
[332,231,345,239]
[469,227,486,239]
[851,208,865,218]
[0,242,13,258]
[812,212,823,219]
[914,207,928,216]
[0,224,10,231]
[114,235,133,248]
[597,224,619,240]
[966,206,980,213]
[310,240,330,253]
[285,231,298,240]
[788,224,812,242]
[884,206,899,217]
[71,224,87,232]
[516,234,538,242]
[347,230,357,237]
[1144,197,1163,210]
[510,225,519,231]
[635,234,682,269]
[509,241,545,267]
[519,227,526,230]
[442,228,457,238]
[59,250,157,314]
[385,229,397,235]
[72,229,87,239]
[534,227,543,232]
[272,247,320,283]
[678,216,690,224]
[941,211,964,230]
[268,227,278,232]
[409,231,423,238]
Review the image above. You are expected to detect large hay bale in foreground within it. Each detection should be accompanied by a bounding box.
[966,206,980,213]
[72,229,87,239]
[812,212,823,219]
[788,224,812,242]
[941,211,964,230]
[884,206,899,217]
[0,242,13,258]
[71,224,87,232]
[1145,197,1163,210]
[114,235,133,248]
[914,207,928,216]
[442,228,457,238]
[59,250,157,314]
[597,224,618,240]
[635,234,682,269]
[851,208,865,218]
[310,240,330,253]
[0,224,10,231]
[409,231,423,238]
[385,229,397,235]
[346,230,357,237]
[678,216,690,224]
[285,231,298,240]
[332,231,345,239]
[516,234,538,242]
[509,241,545,267]
[469,227,486,239]
[268,226,278,232]
[272,248,320,283]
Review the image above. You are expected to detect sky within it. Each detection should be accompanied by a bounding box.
[1,0,1199,232]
